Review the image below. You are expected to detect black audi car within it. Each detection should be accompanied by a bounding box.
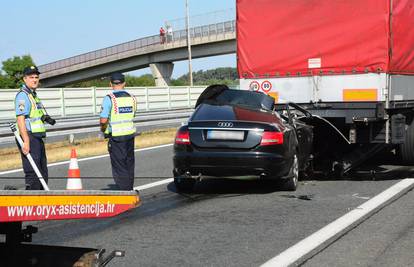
[173,85,313,192]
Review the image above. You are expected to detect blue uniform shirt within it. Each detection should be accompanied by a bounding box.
[100,95,112,119]
[100,95,113,133]
[15,89,33,131]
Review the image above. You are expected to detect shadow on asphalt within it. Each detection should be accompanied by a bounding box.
[34,179,303,245]
[165,150,414,196]
[307,165,414,182]
[167,178,285,197]
[347,165,414,181]
[35,189,191,244]
[309,150,414,181]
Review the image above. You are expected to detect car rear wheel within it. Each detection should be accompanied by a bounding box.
[174,176,196,193]
[283,153,299,191]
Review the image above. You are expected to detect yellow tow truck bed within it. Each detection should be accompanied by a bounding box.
[0,190,140,266]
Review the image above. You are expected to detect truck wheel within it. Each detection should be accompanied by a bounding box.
[174,177,196,193]
[399,121,414,164]
[283,154,299,191]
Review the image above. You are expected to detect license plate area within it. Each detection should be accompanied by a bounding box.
[206,130,245,141]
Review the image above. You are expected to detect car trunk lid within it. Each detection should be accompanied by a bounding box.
[188,103,282,149]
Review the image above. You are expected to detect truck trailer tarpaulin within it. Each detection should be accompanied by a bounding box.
[237,0,414,78]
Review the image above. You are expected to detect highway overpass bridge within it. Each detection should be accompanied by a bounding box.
[39,20,236,87]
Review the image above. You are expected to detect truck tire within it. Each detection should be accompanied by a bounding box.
[399,121,414,164]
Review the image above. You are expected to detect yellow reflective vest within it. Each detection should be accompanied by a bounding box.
[16,90,46,134]
[105,91,136,137]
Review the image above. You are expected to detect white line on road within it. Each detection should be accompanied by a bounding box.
[134,178,174,191]
[261,178,414,267]
[0,143,173,176]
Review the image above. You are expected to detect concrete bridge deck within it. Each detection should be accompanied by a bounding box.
[39,20,236,87]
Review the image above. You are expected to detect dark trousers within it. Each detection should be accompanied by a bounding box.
[108,137,135,190]
[18,134,48,190]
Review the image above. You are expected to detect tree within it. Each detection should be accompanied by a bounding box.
[1,55,35,88]
[170,79,186,86]
[125,74,155,87]
[67,74,156,88]
[65,78,109,88]
[0,74,15,88]
[172,67,239,86]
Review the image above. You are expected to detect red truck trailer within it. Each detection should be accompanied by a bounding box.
[237,0,414,175]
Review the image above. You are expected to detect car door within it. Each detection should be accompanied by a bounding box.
[292,119,313,169]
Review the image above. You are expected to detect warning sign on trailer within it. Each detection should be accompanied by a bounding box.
[261,81,272,93]
[249,81,260,91]
[308,58,321,69]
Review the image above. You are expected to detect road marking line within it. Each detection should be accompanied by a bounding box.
[0,144,173,176]
[134,178,174,191]
[261,178,414,267]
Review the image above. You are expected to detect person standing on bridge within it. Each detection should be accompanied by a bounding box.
[160,27,166,44]
[100,72,137,190]
[15,66,53,190]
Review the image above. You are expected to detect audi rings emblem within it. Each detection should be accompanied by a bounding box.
[218,122,233,127]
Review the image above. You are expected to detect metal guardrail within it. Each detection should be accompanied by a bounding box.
[0,86,206,121]
[0,109,194,146]
[39,20,236,73]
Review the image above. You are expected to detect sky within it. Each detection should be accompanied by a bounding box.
[0,0,236,78]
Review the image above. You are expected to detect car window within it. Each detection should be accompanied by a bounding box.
[207,89,275,111]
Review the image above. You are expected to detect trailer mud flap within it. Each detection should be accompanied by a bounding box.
[391,114,406,144]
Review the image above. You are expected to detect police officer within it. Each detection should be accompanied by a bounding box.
[100,73,137,190]
[15,66,51,190]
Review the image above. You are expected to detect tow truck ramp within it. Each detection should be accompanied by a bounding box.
[0,190,140,267]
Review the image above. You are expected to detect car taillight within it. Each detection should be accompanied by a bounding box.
[175,130,190,145]
[260,131,283,146]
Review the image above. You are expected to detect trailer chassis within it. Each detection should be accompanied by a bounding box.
[276,100,414,176]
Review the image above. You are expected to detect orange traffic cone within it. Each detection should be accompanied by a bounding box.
[66,148,83,190]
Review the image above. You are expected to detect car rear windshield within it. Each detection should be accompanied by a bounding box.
[205,89,275,111]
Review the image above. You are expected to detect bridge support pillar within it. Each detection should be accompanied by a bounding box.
[150,62,174,87]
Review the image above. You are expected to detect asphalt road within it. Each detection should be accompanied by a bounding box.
[0,145,413,266]
[303,189,414,267]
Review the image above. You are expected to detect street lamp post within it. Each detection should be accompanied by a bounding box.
[185,0,193,86]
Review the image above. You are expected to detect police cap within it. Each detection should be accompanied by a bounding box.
[110,72,125,84]
[23,66,41,76]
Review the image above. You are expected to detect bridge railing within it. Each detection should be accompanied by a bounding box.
[0,86,207,121]
[39,20,236,73]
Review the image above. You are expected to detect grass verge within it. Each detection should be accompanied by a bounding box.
[0,128,177,171]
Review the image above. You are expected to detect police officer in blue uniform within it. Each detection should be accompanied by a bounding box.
[15,66,54,190]
[100,73,137,190]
